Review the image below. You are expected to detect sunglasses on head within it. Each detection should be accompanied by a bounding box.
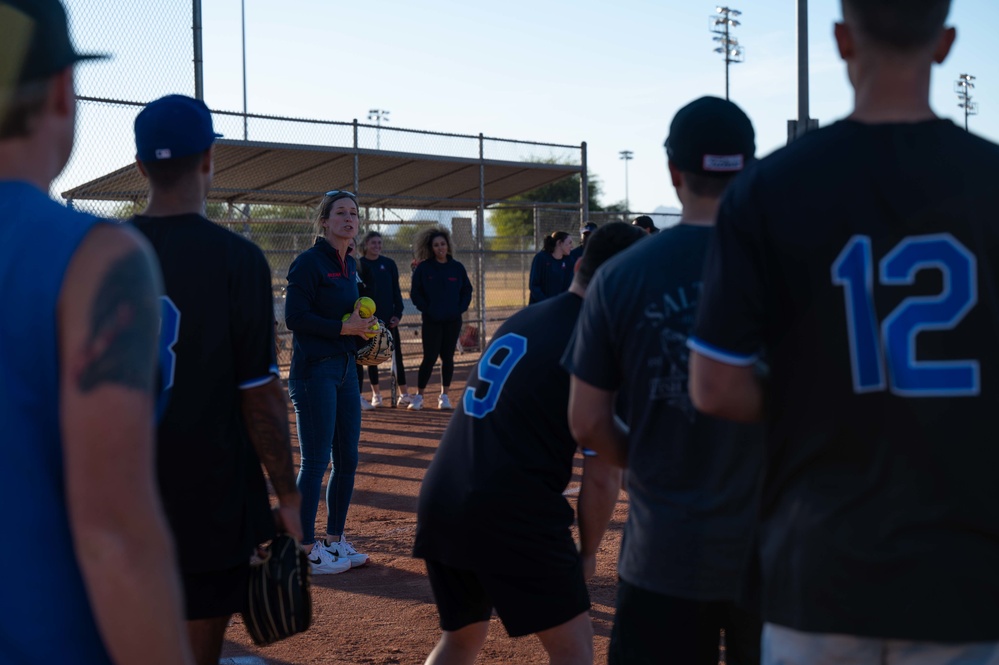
[325,190,357,200]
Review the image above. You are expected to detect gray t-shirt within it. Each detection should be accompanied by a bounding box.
[563,223,763,601]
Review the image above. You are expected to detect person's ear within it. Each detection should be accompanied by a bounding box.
[933,26,957,64]
[667,161,682,189]
[49,67,74,119]
[135,158,149,179]
[834,22,855,62]
[200,145,213,174]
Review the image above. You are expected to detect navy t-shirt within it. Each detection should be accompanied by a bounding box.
[564,225,763,601]
[690,119,999,641]
[414,292,585,573]
[132,213,278,572]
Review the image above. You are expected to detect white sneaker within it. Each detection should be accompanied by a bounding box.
[360,396,374,411]
[438,394,453,410]
[398,393,413,406]
[407,394,424,410]
[306,543,351,575]
[371,393,383,408]
[323,537,369,568]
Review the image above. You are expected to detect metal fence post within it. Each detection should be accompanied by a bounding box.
[192,0,204,99]
[353,118,360,194]
[478,133,487,346]
[580,142,589,224]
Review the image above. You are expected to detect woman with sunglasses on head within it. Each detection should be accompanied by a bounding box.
[358,231,414,407]
[285,190,374,575]
[408,226,473,411]
[528,231,573,304]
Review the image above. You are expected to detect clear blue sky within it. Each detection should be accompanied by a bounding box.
[63,0,999,215]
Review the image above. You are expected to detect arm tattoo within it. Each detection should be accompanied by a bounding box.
[77,250,159,393]
[242,385,298,497]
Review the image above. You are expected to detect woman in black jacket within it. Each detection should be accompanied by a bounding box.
[528,231,573,304]
[409,226,473,411]
[358,231,412,407]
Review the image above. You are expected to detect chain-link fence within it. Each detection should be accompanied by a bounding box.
[56,1,605,372]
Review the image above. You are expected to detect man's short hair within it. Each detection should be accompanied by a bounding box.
[575,222,645,289]
[140,151,206,190]
[684,172,738,199]
[843,0,951,50]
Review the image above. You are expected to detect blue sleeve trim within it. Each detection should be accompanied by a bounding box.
[238,369,279,390]
[686,337,758,367]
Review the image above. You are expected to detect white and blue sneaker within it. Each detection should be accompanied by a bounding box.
[323,537,369,568]
[306,543,351,575]
[407,394,424,411]
[438,394,453,410]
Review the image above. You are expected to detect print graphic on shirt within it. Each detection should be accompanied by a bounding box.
[832,233,979,397]
[158,295,181,419]
[463,333,528,419]
[640,284,701,421]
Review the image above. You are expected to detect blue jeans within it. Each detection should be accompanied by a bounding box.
[288,354,362,545]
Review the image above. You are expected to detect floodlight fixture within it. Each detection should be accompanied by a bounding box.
[711,6,745,100]
[367,109,391,149]
[955,73,978,131]
[619,150,634,212]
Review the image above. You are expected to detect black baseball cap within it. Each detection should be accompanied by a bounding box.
[135,95,222,162]
[0,0,108,88]
[581,222,598,235]
[664,96,755,176]
[632,215,658,233]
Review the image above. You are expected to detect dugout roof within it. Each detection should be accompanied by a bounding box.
[61,139,583,210]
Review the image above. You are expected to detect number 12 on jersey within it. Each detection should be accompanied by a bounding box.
[831,233,979,397]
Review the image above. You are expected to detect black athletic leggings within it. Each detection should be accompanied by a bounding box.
[418,318,462,390]
[356,326,407,390]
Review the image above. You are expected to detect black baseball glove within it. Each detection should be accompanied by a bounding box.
[244,534,312,646]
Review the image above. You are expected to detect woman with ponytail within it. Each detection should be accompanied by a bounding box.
[528,231,574,304]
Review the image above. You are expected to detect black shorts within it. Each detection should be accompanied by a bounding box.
[609,578,762,665]
[424,558,590,638]
[182,562,250,620]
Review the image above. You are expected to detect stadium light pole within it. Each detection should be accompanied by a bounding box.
[619,150,634,213]
[368,109,390,149]
[711,7,745,101]
[788,0,819,143]
[955,73,978,132]
[241,0,249,140]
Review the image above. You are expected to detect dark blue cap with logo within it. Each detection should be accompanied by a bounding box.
[0,0,108,88]
[134,94,222,162]
[664,96,755,177]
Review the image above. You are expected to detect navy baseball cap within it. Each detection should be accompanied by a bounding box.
[581,222,598,235]
[632,215,659,233]
[664,96,755,176]
[0,0,107,88]
[134,94,222,162]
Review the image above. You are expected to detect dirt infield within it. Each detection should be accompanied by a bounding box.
[221,353,627,665]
